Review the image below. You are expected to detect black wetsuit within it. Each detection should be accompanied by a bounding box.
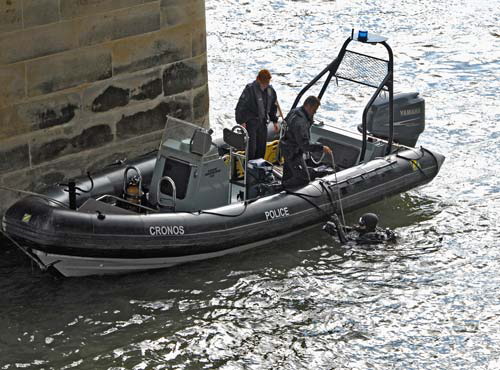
[235,81,278,160]
[280,106,323,188]
[342,227,397,244]
[324,215,397,245]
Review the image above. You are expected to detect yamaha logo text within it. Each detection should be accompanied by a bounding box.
[400,108,421,116]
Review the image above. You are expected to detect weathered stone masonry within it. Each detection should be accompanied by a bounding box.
[0,0,209,214]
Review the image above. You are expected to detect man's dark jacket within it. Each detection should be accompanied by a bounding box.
[235,81,278,126]
[280,106,323,156]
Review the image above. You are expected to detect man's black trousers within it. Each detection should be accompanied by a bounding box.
[246,120,267,160]
[282,151,310,189]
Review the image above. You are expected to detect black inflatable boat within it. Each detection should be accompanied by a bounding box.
[1,31,445,276]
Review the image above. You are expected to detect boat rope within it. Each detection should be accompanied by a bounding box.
[105,158,127,167]
[104,149,158,168]
[421,147,441,172]
[286,181,325,199]
[0,228,48,271]
[283,150,348,226]
[310,151,346,226]
[319,180,334,208]
[196,201,250,218]
[138,148,159,158]
[276,99,286,160]
[310,152,325,165]
[396,146,425,160]
[284,188,332,220]
[58,172,95,194]
[0,185,70,209]
[329,151,346,226]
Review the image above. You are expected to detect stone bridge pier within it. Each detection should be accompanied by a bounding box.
[0,0,209,215]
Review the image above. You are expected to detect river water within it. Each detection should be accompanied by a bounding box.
[1,0,499,368]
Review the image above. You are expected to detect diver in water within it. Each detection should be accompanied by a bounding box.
[323,213,397,244]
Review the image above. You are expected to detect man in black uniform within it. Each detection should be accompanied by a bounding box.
[323,213,397,244]
[235,69,279,160]
[280,96,332,188]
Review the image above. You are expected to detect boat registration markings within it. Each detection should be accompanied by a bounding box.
[264,207,290,221]
[149,225,185,236]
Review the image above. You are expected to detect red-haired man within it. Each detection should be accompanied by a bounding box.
[235,69,279,160]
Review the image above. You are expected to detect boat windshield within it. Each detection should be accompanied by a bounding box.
[159,116,204,149]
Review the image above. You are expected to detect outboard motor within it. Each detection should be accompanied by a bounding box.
[361,92,425,147]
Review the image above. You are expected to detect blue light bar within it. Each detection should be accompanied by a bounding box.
[351,29,388,44]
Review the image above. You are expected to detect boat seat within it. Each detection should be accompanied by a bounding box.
[190,129,213,156]
[77,198,137,215]
[223,128,246,151]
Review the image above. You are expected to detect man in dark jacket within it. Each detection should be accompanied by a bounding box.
[280,96,332,188]
[235,69,279,160]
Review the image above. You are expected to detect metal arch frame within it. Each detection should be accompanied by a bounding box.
[290,30,394,162]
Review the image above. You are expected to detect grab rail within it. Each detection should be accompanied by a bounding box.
[157,176,176,211]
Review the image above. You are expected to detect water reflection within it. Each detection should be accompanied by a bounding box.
[0,186,483,369]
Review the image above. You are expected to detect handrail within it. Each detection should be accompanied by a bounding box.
[157,176,176,210]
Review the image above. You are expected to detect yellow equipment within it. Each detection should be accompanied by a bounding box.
[224,140,283,179]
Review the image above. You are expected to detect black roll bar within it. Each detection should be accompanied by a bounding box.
[290,30,394,162]
[291,37,352,110]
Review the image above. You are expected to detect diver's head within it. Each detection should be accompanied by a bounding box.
[303,96,321,118]
[358,213,379,232]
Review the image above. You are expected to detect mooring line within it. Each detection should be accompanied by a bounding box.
[0,185,69,209]
[0,228,47,271]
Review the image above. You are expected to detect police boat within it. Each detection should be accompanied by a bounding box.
[1,30,445,277]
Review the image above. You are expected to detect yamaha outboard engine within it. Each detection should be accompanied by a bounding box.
[361,92,425,147]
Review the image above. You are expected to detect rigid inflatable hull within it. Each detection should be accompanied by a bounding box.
[3,147,444,277]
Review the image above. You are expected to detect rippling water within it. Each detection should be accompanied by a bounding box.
[1,0,499,368]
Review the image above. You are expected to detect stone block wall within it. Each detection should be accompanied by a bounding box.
[0,0,209,215]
